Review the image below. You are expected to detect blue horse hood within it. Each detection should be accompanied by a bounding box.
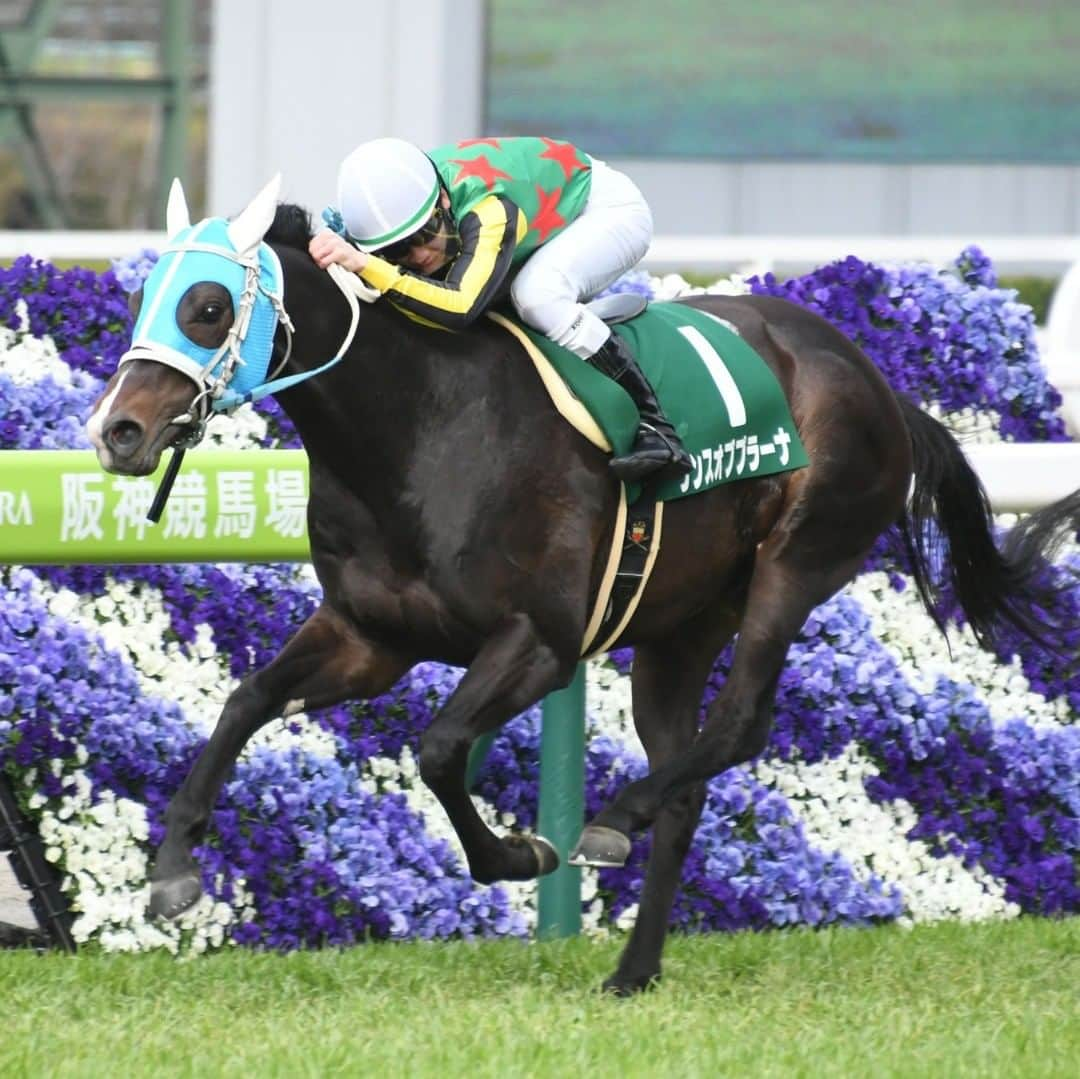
[121,216,284,402]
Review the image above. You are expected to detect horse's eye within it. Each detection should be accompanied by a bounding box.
[200,302,225,323]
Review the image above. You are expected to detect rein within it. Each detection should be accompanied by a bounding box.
[208,262,369,412]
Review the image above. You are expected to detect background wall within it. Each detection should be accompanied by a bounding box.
[209,0,1080,237]
[208,0,485,220]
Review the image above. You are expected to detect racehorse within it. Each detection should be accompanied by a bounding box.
[87,178,1063,994]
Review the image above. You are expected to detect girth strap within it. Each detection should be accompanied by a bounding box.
[581,490,664,657]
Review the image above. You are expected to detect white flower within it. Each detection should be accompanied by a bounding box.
[847,571,1070,729]
[646,272,751,302]
[585,658,639,750]
[46,589,81,620]
[33,784,253,956]
[754,747,1019,924]
[924,401,1000,443]
[613,901,640,932]
[249,713,339,759]
[205,404,268,449]
[0,326,81,385]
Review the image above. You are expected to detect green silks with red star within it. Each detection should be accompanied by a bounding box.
[429,136,593,262]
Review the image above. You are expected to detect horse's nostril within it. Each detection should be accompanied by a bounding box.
[106,419,144,454]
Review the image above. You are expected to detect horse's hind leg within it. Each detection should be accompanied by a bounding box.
[601,616,735,997]
[150,603,410,919]
[574,546,868,861]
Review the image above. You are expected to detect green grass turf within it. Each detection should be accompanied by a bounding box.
[2,917,1077,1077]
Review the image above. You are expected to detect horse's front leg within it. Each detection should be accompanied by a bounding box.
[418,611,576,884]
[150,603,410,919]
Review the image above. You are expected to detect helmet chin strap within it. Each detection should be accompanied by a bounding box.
[443,227,463,264]
[436,189,462,263]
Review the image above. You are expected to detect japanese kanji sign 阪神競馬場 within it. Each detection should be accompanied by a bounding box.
[0,451,310,563]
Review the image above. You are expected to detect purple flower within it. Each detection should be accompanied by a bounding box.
[3,255,1077,950]
[748,251,1067,442]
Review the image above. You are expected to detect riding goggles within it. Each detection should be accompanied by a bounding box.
[374,204,453,261]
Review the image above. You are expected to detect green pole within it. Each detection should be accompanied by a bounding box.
[465,730,497,789]
[158,0,193,220]
[537,663,585,938]
[465,668,587,937]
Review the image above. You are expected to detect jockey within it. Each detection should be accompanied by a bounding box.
[309,135,692,483]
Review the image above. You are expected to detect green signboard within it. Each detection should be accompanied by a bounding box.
[0,450,310,563]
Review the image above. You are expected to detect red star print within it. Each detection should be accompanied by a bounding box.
[448,154,512,191]
[538,138,587,181]
[531,184,565,243]
[456,137,502,150]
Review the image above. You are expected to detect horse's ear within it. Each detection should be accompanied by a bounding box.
[227,173,282,255]
[166,177,191,238]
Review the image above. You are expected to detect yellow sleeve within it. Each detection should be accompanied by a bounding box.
[357,194,524,329]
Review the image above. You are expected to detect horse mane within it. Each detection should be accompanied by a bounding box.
[266,202,315,251]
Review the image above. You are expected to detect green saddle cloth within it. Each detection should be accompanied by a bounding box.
[518,301,809,502]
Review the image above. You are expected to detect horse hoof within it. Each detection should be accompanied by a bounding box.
[527,835,560,877]
[567,825,631,868]
[149,873,203,920]
[602,970,661,997]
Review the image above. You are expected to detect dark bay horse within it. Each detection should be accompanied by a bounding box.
[87,179,1061,994]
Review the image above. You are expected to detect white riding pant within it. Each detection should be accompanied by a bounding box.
[510,158,653,359]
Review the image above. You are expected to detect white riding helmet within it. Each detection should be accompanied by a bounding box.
[336,137,440,252]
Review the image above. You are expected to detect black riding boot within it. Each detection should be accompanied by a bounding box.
[586,333,693,482]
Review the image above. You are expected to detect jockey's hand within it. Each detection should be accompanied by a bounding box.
[308,228,368,273]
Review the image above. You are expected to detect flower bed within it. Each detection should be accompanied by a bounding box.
[1,249,1077,953]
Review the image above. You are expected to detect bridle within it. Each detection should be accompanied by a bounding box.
[160,243,296,449]
[120,221,375,519]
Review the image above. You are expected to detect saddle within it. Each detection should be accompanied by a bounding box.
[488,294,808,655]
[490,297,808,504]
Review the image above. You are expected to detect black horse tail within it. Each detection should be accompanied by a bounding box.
[1001,487,1080,567]
[895,395,1057,651]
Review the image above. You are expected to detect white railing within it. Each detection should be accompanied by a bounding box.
[0,230,165,261]
[642,234,1080,277]
[3,230,1079,275]
[1041,260,1080,436]
[963,443,1080,511]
